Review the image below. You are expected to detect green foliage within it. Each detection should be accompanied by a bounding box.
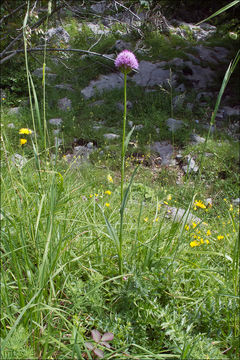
[1,326,35,359]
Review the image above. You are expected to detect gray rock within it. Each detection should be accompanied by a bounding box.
[104,133,120,140]
[175,83,186,92]
[116,101,133,111]
[11,154,27,168]
[150,141,173,166]
[93,126,102,131]
[58,97,72,111]
[182,61,215,89]
[132,60,172,87]
[135,124,144,131]
[183,155,199,173]
[173,22,216,42]
[54,137,63,146]
[79,22,110,35]
[90,1,107,14]
[33,66,52,77]
[186,103,193,111]
[7,123,15,128]
[128,121,133,128]
[190,133,205,144]
[173,94,185,108]
[222,106,239,117]
[8,107,20,115]
[87,142,93,149]
[49,118,63,126]
[232,198,240,205]
[46,26,70,44]
[55,84,74,92]
[164,205,202,225]
[114,40,132,51]
[81,73,124,99]
[53,129,60,135]
[166,118,185,132]
[196,92,213,102]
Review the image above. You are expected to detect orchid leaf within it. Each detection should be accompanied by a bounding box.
[93,348,104,358]
[91,329,102,343]
[101,332,114,342]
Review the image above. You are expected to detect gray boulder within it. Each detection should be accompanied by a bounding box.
[49,118,63,126]
[46,26,70,44]
[104,133,120,140]
[166,118,185,132]
[58,98,72,111]
[150,141,173,166]
[11,154,27,168]
[132,60,172,87]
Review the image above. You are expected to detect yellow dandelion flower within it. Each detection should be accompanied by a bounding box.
[205,239,210,244]
[89,194,93,198]
[229,204,233,211]
[20,138,27,145]
[144,217,148,222]
[19,128,32,135]
[217,235,224,240]
[107,174,113,183]
[105,190,112,195]
[153,217,159,222]
[185,225,190,231]
[200,238,204,244]
[192,222,197,229]
[105,202,110,207]
[206,230,211,236]
[190,240,200,247]
[95,193,98,197]
[194,200,206,209]
[167,194,172,201]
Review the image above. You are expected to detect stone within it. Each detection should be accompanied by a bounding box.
[128,121,133,128]
[53,129,60,135]
[87,142,93,149]
[81,73,124,99]
[166,118,185,132]
[7,122,15,128]
[173,94,185,108]
[172,22,216,42]
[190,133,205,144]
[49,118,62,126]
[46,26,70,44]
[33,66,52,77]
[113,40,132,51]
[150,141,173,166]
[54,137,63,146]
[182,155,199,173]
[90,1,107,14]
[79,22,110,35]
[164,205,202,225]
[232,198,240,205]
[8,107,20,115]
[55,84,74,91]
[135,124,144,131]
[103,133,120,140]
[196,92,213,102]
[11,154,27,168]
[116,101,133,111]
[175,83,186,92]
[58,97,72,111]
[186,103,193,111]
[222,106,239,117]
[132,60,172,87]
[181,61,215,89]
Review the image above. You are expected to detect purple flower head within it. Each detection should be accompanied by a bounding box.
[115,50,139,73]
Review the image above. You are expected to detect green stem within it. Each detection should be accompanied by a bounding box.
[121,71,127,203]
[119,71,127,275]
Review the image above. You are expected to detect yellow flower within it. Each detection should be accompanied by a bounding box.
[192,222,197,228]
[217,235,224,240]
[229,204,233,211]
[163,201,168,205]
[185,225,190,231]
[206,230,211,236]
[205,239,210,244]
[89,194,93,198]
[194,200,206,209]
[19,128,32,135]
[167,194,172,201]
[144,217,148,222]
[95,193,98,197]
[107,174,113,183]
[20,138,27,145]
[105,202,110,207]
[190,240,200,247]
[153,217,159,222]
[2,97,5,100]
[105,190,111,195]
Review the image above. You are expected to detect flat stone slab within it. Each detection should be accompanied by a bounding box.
[150,141,173,165]
[166,118,185,132]
[81,73,124,99]
[164,205,202,225]
[103,133,120,140]
[49,118,63,126]
[132,60,171,87]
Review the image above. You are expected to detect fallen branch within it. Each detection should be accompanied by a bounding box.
[0,47,115,65]
[0,3,26,26]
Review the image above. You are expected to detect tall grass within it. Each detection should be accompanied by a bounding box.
[0,2,239,359]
